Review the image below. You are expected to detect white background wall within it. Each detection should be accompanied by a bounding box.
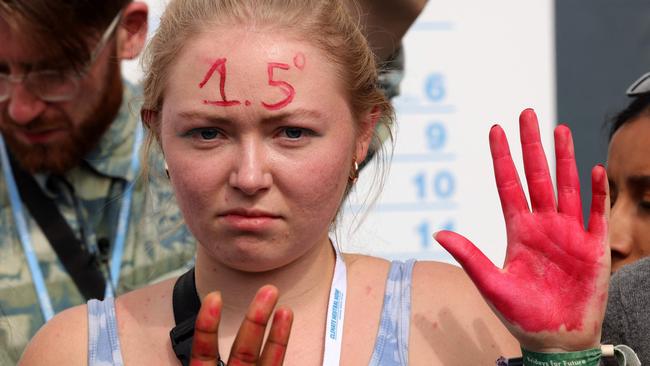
[124,1,556,268]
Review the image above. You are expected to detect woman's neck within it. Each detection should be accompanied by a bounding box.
[194,236,337,324]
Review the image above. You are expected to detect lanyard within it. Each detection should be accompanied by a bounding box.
[0,135,54,320]
[322,245,347,366]
[105,123,143,298]
[0,123,142,320]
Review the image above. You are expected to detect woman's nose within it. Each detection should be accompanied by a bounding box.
[228,142,272,195]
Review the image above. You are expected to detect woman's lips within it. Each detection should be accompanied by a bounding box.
[218,210,281,231]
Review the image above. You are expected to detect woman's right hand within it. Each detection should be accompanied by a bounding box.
[190,285,293,366]
[435,109,610,352]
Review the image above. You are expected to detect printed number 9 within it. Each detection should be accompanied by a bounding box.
[426,122,447,151]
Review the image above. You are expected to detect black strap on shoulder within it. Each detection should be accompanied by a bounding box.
[170,267,201,366]
[9,155,106,300]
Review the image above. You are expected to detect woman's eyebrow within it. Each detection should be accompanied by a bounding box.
[176,110,231,124]
[260,108,325,123]
[174,108,325,126]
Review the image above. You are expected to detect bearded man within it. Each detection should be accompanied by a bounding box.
[0,1,195,362]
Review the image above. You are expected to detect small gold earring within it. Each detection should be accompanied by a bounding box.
[349,160,359,184]
[164,162,170,179]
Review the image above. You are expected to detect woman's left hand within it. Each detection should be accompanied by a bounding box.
[435,109,610,352]
[190,285,293,366]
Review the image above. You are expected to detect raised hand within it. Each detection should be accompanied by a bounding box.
[435,109,610,352]
[190,285,293,366]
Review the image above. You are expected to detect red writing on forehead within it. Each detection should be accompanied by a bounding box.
[293,53,306,70]
[197,55,305,111]
[199,58,241,107]
[261,62,295,111]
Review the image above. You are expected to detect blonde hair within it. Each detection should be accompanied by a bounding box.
[140,0,395,219]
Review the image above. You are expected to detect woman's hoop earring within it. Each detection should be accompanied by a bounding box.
[349,160,359,184]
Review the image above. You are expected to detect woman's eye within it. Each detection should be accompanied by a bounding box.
[200,129,219,139]
[188,128,221,140]
[283,127,305,139]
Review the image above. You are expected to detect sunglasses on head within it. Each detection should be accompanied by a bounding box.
[626,72,650,96]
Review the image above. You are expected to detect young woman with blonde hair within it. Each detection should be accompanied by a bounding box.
[20,0,610,365]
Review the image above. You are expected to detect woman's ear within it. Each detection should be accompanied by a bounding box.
[355,106,381,163]
[141,108,159,132]
[117,1,148,60]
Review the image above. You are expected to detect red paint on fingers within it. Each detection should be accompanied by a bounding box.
[229,286,279,364]
[588,164,608,237]
[489,125,529,218]
[260,308,293,366]
[519,109,556,212]
[436,113,609,336]
[190,292,221,365]
[555,125,583,222]
[192,337,218,357]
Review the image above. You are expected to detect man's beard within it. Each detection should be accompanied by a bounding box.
[0,60,123,175]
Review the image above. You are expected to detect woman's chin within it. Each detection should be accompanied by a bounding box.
[200,243,296,273]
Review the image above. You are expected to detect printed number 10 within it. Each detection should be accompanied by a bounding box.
[413,171,456,201]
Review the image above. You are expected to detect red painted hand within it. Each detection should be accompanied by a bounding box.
[190,285,293,366]
[435,109,610,352]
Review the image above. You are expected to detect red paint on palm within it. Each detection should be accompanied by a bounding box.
[435,109,609,337]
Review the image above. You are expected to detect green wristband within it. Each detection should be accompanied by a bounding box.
[521,347,602,366]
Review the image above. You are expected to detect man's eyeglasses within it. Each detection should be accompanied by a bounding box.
[0,10,123,103]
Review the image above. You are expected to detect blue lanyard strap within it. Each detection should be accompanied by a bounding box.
[105,122,143,298]
[0,121,143,319]
[0,135,55,321]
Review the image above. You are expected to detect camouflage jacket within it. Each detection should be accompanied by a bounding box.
[0,82,196,364]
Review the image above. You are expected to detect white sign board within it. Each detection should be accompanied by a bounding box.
[124,0,557,268]
[339,1,556,267]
